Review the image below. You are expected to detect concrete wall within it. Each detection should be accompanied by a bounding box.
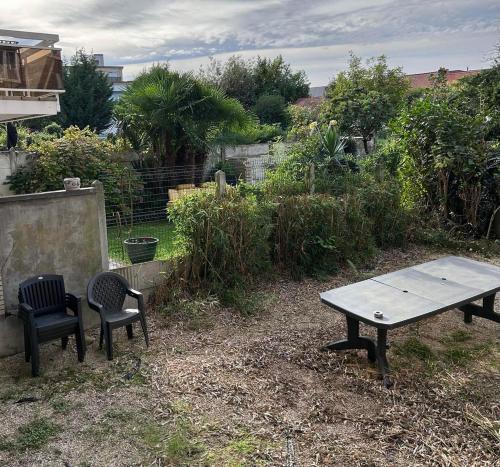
[224,143,270,159]
[0,150,32,196]
[206,142,292,184]
[0,183,108,357]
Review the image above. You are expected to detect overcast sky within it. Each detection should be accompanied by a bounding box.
[2,0,500,86]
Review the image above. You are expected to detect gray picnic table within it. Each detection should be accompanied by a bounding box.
[320,256,500,388]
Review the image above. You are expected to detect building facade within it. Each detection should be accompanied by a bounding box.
[0,29,64,123]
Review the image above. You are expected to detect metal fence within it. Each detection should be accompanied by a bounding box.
[101,156,286,267]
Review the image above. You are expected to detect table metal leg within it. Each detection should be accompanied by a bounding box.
[322,315,394,387]
[321,316,376,362]
[376,328,393,389]
[460,293,500,324]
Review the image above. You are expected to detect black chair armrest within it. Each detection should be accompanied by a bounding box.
[127,288,142,299]
[65,293,82,315]
[18,302,34,321]
[127,288,144,310]
[87,297,104,315]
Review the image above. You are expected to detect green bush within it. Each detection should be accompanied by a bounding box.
[209,121,282,146]
[253,94,288,126]
[6,127,137,210]
[392,92,499,235]
[43,122,64,137]
[358,175,412,247]
[168,187,273,290]
[273,193,375,278]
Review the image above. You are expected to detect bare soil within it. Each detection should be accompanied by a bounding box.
[0,246,498,466]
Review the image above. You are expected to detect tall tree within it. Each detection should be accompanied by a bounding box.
[458,43,500,139]
[114,65,250,169]
[199,56,257,109]
[58,50,113,132]
[253,55,309,104]
[323,54,409,153]
[199,54,309,111]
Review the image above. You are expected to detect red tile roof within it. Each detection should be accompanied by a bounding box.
[295,96,324,108]
[294,69,486,105]
[407,69,482,89]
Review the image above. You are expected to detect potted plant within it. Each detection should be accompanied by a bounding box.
[123,237,159,264]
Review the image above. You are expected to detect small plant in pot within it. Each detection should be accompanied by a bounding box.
[123,237,159,264]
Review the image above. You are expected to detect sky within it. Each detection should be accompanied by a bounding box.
[2,0,500,86]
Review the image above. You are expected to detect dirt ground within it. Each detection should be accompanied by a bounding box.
[0,246,498,466]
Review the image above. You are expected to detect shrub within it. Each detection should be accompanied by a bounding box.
[392,93,499,235]
[43,122,64,137]
[253,94,288,126]
[286,103,322,140]
[208,121,282,146]
[273,193,375,278]
[6,127,137,210]
[358,175,412,247]
[168,187,273,290]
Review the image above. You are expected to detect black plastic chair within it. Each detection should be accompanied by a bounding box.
[18,275,86,377]
[87,272,149,360]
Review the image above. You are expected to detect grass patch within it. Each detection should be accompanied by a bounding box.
[158,290,219,331]
[107,219,177,265]
[443,341,493,367]
[394,337,434,362]
[440,329,473,345]
[50,397,73,414]
[415,228,500,257]
[140,418,205,464]
[219,287,273,316]
[205,432,269,466]
[0,417,60,452]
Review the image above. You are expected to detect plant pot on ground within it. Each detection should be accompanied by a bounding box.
[123,237,159,264]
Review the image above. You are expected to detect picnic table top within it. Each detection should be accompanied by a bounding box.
[320,256,500,329]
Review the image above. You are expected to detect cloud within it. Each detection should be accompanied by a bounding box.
[3,0,499,85]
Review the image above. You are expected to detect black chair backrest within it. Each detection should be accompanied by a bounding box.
[18,275,66,316]
[87,272,129,314]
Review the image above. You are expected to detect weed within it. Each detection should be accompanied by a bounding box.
[140,418,204,464]
[219,287,272,316]
[0,417,60,452]
[158,290,218,330]
[205,433,268,466]
[0,386,22,402]
[394,337,434,361]
[443,342,493,367]
[441,329,473,344]
[50,397,72,414]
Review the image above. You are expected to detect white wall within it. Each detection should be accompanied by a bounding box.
[0,150,31,196]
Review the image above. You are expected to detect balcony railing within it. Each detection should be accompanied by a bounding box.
[0,46,63,93]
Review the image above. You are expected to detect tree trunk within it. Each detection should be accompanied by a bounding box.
[363,137,370,155]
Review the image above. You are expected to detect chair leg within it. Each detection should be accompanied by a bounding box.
[24,324,31,362]
[105,324,113,361]
[139,313,149,348]
[30,335,40,377]
[75,329,85,363]
[99,323,104,350]
[126,324,133,340]
[61,336,69,350]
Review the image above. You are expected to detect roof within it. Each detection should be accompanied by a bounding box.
[295,96,324,108]
[407,69,481,88]
[0,29,59,48]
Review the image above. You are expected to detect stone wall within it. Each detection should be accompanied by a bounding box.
[0,150,32,196]
[0,183,108,357]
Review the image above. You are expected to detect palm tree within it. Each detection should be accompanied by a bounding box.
[114,65,250,169]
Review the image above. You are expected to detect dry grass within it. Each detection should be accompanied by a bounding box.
[0,246,499,466]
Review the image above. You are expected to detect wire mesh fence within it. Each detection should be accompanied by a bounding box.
[100,155,287,267]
